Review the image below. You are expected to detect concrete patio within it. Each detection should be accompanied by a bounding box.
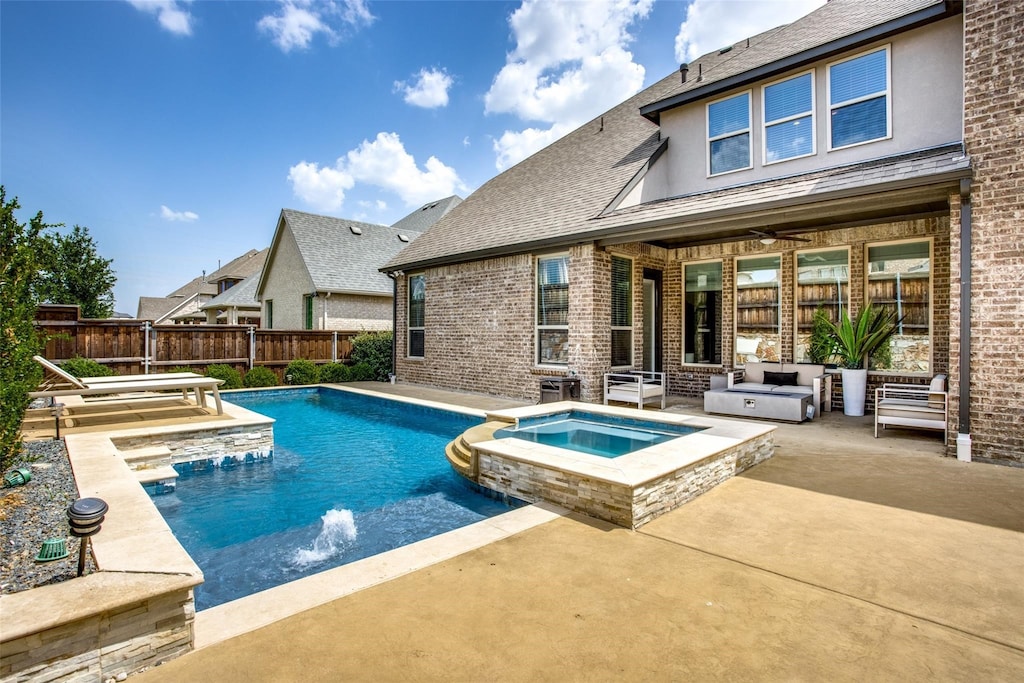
[134,383,1024,681]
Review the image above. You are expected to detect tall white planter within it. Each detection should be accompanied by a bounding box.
[841,368,868,416]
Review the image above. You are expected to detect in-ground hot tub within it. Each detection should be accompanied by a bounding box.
[455,402,776,528]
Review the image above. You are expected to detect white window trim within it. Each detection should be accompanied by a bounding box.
[864,237,933,375]
[407,273,425,359]
[826,45,892,152]
[682,259,724,367]
[762,70,816,167]
[610,254,634,369]
[536,253,570,366]
[706,89,753,177]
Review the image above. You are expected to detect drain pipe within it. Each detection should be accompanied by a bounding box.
[386,271,401,380]
[957,177,972,462]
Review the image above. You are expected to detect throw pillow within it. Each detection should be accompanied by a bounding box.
[763,371,799,386]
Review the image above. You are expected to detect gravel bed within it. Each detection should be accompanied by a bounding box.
[1,439,95,595]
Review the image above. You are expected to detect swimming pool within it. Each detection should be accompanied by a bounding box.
[494,410,702,457]
[150,387,518,610]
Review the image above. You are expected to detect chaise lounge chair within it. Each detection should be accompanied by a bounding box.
[30,356,224,415]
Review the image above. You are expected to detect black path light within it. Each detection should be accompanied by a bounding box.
[67,497,108,577]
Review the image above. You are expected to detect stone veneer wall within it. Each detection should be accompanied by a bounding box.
[958,0,1024,465]
[475,432,773,529]
[1,587,194,682]
[112,423,274,469]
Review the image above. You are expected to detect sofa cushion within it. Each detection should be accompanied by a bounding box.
[772,385,812,396]
[728,383,777,394]
[764,371,799,386]
[782,363,825,387]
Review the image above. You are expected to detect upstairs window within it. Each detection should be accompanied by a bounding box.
[829,46,890,150]
[537,255,569,365]
[408,274,425,358]
[763,72,814,164]
[707,91,752,176]
[610,256,633,367]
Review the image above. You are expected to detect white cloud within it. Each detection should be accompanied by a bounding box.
[287,162,354,212]
[288,132,465,211]
[674,0,827,64]
[127,1,194,36]
[394,68,453,109]
[484,0,653,170]
[357,199,388,211]
[160,205,199,222]
[463,136,471,147]
[258,0,375,53]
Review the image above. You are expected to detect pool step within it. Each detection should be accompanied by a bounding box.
[445,421,509,480]
[119,445,173,470]
[134,465,179,485]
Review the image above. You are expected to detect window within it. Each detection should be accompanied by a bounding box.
[265,300,273,329]
[829,47,890,150]
[707,91,752,175]
[763,72,814,164]
[408,273,425,358]
[684,262,722,365]
[795,249,849,363]
[304,294,314,330]
[735,256,781,365]
[537,255,569,365]
[866,240,931,373]
[611,256,633,367]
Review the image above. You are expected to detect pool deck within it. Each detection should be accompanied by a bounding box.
[130,383,1024,681]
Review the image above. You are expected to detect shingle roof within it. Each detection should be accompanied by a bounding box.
[384,0,958,272]
[391,196,463,235]
[201,271,260,310]
[641,0,951,121]
[136,296,184,321]
[165,248,267,298]
[272,210,424,296]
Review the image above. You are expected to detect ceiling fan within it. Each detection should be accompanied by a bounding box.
[750,229,813,245]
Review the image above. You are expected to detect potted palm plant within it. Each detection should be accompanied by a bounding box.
[826,304,901,416]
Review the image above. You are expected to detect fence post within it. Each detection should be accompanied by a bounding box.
[248,326,256,369]
[332,331,338,363]
[143,321,151,374]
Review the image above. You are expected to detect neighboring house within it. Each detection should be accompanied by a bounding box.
[384,0,1022,466]
[257,197,460,330]
[199,271,261,325]
[136,248,268,324]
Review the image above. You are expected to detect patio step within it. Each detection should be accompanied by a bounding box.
[134,465,179,485]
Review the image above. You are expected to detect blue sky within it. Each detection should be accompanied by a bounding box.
[1,0,823,313]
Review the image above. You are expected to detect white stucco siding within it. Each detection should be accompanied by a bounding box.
[641,16,963,203]
[261,226,315,329]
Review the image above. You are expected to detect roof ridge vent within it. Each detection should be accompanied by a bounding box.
[349,225,362,235]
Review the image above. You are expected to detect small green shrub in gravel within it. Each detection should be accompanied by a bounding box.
[349,362,375,381]
[284,359,318,385]
[244,366,279,388]
[61,357,113,378]
[205,364,243,389]
[318,362,351,383]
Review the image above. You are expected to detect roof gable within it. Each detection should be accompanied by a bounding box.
[391,196,463,234]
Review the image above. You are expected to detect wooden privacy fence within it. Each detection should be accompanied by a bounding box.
[35,313,357,380]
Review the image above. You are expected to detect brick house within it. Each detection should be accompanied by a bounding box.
[384,0,1022,466]
[257,197,460,330]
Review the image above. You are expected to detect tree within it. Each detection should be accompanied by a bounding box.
[0,187,48,468]
[36,224,116,318]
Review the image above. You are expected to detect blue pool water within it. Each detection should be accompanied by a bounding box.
[494,410,702,457]
[150,387,516,610]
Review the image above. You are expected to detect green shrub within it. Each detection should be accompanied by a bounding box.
[244,366,279,388]
[349,362,375,382]
[318,362,351,383]
[284,359,318,385]
[61,356,113,378]
[205,363,243,389]
[350,330,392,381]
[167,365,194,374]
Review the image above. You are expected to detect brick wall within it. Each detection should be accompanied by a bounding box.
[960,0,1024,464]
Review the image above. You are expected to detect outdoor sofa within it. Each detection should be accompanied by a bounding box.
[704,362,831,422]
[874,374,948,444]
